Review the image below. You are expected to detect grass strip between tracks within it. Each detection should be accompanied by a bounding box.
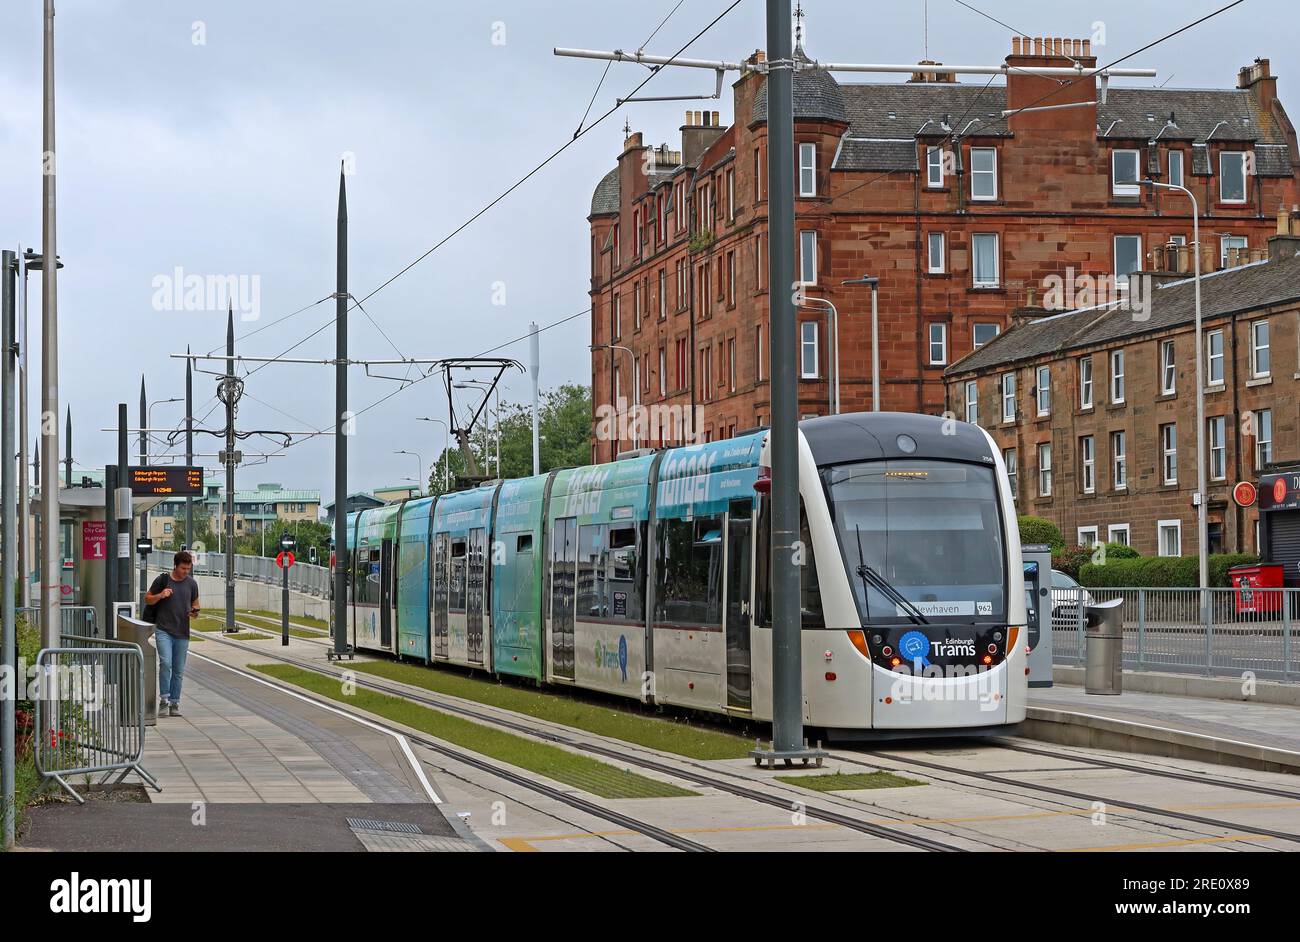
[239,609,330,632]
[349,659,753,761]
[250,663,698,800]
[774,771,923,792]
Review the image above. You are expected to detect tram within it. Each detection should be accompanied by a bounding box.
[346,412,1028,738]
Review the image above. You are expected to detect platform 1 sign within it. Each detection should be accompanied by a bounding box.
[127,465,204,497]
[82,520,107,560]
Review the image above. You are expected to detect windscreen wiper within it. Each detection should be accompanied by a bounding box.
[854,526,928,626]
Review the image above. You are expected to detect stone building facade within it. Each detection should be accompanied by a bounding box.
[587,38,1300,462]
[943,221,1300,557]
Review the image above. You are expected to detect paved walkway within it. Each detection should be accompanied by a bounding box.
[1030,684,1300,755]
[20,645,477,852]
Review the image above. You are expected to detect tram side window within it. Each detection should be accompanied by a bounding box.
[753,498,823,629]
[576,524,606,619]
[608,523,644,621]
[449,538,467,611]
[574,523,645,622]
[654,515,723,627]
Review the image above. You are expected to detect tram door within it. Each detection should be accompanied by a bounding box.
[549,517,577,681]
[432,532,449,658]
[379,539,394,649]
[467,527,486,664]
[725,499,753,711]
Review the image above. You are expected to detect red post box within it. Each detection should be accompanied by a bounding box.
[1229,563,1284,615]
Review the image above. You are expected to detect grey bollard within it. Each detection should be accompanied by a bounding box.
[1084,598,1125,695]
[116,615,158,726]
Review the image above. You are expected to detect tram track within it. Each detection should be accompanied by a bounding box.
[988,739,1300,802]
[206,626,964,852]
[194,636,713,853]
[835,749,1300,847]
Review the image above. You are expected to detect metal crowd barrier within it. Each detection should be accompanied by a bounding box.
[32,634,160,803]
[145,549,331,597]
[16,605,100,640]
[1052,586,1296,681]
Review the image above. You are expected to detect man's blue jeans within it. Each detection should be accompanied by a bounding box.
[155,629,190,706]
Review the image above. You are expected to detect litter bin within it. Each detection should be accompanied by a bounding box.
[1229,563,1284,615]
[116,614,158,726]
[1084,598,1125,696]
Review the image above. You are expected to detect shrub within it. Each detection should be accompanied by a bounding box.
[1103,542,1140,560]
[1079,553,1259,588]
[1018,515,1064,551]
[1051,545,1095,580]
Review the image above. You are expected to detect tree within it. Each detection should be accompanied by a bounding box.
[427,383,592,495]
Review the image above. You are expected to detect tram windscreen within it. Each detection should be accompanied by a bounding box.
[824,460,1006,624]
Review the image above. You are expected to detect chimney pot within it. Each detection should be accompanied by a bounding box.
[1083,39,1091,56]
[1011,37,1021,55]
[712,110,720,126]
[1034,37,1044,55]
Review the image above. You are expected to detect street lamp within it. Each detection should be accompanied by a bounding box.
[796,297,840,415]
[415,417,450,492]
[841,275,880,411]
[395,449,424,496]
[1141,178,1208,611]
[591,342,639,457]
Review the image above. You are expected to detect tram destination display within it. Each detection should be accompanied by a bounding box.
[127,465,205,497]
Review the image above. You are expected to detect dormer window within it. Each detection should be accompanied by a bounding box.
[1220,151,1247,203]
[1112,149,1140,196]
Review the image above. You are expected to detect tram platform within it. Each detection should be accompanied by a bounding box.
[20,638,479,852]
[1025,680,1300,776]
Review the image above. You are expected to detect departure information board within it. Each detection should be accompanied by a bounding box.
[127,465,205,497]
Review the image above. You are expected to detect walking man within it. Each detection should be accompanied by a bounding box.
[144,550,200,716]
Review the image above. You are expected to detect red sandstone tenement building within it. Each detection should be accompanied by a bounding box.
[943,214,1300,558]
[586,37,1300,462]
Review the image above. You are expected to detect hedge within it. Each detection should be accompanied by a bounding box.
[1079,553,1259,588]
[1018,515,1064,551]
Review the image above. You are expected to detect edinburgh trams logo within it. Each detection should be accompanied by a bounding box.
[594,634,629,682]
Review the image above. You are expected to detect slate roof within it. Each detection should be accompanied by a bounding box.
[590,167,619,216]
[946,251,1300,376]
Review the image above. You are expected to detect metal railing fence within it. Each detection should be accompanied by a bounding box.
[16,605,99,639]
[32,634,160,802]
[1051,586,1296,681]
[145,550,331,597]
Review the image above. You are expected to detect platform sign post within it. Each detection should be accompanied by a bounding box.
[278,533,296,646]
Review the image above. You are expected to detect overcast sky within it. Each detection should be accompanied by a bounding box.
[1,0,1293,499]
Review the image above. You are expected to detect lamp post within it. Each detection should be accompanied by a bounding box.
[1141,179,1208,613]
[591,342,639,456]
[842,275,880,411]
[395,450,424,496]
[416,417,450,492]
[18,249,59,609]
[797,297,840,415]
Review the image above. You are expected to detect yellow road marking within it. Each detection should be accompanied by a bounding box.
[1069,834,1274,852]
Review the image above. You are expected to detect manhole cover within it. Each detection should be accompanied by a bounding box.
[346,818,424,835]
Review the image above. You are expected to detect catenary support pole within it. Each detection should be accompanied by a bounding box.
[39,0,60,650]
[530,321,541,476]
[138,376,147,607]
[116,405,132,610]
[282,560,289,646]
[750,0,823,767]
[3,249,18,850]
[185,347,193,547]
[17,248,30,609]
[104,463,117,633]
[333,167,349,658]
[224,306,235,632]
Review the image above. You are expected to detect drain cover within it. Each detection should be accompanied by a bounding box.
[346,818,424,835]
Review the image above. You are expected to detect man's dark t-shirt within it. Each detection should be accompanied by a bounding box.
[149,573,199,640]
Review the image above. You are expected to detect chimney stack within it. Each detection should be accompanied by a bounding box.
[680,109,727,167]
[1005,36,1098,135]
